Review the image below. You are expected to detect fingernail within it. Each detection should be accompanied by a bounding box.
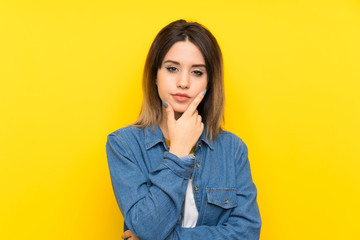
[201,89,207,96]
[163,101,168,108]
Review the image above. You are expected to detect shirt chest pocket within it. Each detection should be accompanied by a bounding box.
[201,188,238,226]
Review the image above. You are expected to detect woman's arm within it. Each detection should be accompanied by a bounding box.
[107,133,195,240]
[166,140,262,240]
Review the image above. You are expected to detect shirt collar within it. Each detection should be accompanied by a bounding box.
[144,124,167,150]
[144,124,214,151]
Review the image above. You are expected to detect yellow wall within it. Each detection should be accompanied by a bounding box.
[1,0,359,239]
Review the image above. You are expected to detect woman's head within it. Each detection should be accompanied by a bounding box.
[134,19,224,139]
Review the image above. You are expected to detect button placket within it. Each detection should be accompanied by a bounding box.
[192,147,202,209]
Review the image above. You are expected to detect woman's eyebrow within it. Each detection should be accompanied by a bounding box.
[163,60,206,68]
[163,60,180,65]
[192,64,206,68]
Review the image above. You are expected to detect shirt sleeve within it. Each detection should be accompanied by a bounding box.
[106,133,195,240]
[165,139,262,240]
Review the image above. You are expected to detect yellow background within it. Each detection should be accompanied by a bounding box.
[1,0,359,239]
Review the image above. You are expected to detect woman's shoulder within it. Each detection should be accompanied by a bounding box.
[107,125,146,144]
[109,125,143,137]
[106,125,149,155]
[214,130,248,152]
[216,130,243,144]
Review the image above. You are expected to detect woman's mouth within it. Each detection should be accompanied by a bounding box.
[172,93,191,102]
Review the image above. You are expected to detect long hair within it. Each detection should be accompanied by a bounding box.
[133,19,224,140]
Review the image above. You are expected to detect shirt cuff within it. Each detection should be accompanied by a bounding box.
[179,153,196,161]
[162,152,195,179]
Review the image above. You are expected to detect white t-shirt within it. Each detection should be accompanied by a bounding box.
[181,178,198,228]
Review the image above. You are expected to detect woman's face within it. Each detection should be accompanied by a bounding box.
[157,40,208,115]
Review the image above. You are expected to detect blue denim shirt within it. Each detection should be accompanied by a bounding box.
[106,125,261,240]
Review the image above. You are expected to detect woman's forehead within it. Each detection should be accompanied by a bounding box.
[162,41,205,65]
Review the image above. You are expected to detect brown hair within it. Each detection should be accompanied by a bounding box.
[133,19,224,140]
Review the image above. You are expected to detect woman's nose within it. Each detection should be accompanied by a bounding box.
[177,72,190,89]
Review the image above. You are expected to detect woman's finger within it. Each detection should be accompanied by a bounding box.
[122,230,140,240]
[182,89,206,118]
[121,230,129,239]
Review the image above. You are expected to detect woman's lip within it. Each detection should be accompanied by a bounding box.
[172,94,190,102]
[173,93,190,97]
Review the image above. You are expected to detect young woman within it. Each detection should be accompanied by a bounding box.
[106,19,261,240]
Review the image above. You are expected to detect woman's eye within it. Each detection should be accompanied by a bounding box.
[193,70,204,76]
[166,66,178,72]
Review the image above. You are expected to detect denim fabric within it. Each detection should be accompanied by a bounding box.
[106,125,261,240]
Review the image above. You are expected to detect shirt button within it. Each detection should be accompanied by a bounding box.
[198,143,202,148]
[225,199,229,204]
[179,214,182,221]
[194,186,199,191]
[196,163,201,168]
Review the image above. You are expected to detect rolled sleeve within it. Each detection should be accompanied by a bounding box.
[160,152,196,179]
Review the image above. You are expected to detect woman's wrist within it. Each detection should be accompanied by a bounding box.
[169,146,191,158]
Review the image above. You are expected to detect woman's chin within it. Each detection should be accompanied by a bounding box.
[172,107,187,114]
[168,102,186,111]
[166,101,190,114]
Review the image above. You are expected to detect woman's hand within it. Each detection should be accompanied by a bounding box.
[121,230,139,240]
[165,90,206,157]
